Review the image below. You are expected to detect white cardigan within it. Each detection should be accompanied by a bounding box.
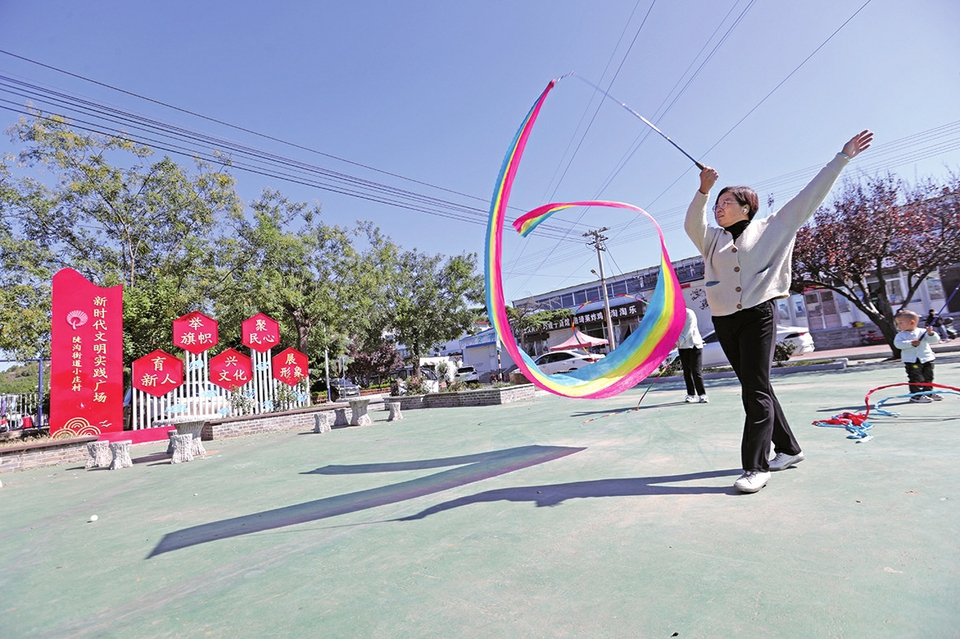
[677,307,704,349]
[685,153,849,317]
[893,327,940,363]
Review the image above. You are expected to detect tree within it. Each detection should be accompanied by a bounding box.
[387,250,484,375]
[347,339,404,387]
[216,191,398,376]
[792,173,960,355]
[2,113,242,363]
[505,305,573,354]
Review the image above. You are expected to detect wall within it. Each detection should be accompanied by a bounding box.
[0,386,539,470]
[383,384,536,411]
[201,402,382,440]
[0,436,98,474]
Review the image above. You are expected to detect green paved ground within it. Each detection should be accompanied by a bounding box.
[1,357,958,638]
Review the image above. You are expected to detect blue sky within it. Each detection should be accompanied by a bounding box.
[2,0,959,304]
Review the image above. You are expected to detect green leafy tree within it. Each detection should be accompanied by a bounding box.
[2,113,241,363]
[0,158,53,359]
[216,191,398,377]
[387,250,484,376]
[505,305,573,354]
[792,173,960,355]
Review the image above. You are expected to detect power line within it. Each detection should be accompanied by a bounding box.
[0,72,592,242]
[505,117,960,274]
[509,0,660,295]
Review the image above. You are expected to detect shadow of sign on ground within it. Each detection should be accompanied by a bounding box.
[149,444,584,557]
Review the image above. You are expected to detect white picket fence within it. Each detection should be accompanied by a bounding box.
[130,350,310,430]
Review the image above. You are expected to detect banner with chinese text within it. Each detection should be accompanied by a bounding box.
[49,268,123,437]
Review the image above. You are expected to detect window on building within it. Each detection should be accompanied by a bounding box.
[561,293,574,308]
[792,294,806,317]
[574,290,587,305]
[585,287,600,302]
[836,294,850,313]
[866,278,905,307]
[926,276,945,302]
[886,279,904,304]
[611,281,627,296]
[777,299,791,322]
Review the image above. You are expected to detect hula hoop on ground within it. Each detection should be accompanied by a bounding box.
[813,382,960,441]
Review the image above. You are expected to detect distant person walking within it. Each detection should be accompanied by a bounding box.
[677,307,707,403]
[685,130,873,494]
[894,309,941,402]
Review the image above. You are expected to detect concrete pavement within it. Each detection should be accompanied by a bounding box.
[0,353,958,638]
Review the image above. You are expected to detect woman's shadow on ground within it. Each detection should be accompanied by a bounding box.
[395,467,744,521]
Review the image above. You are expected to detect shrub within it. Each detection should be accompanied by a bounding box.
[773,340,796,365]
[661,356,683,376]
[406,376,432,395]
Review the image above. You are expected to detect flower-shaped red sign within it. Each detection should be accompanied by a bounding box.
[132,350,184,397]
[272,347,309,386]
[242,312,280,353]
[209,348,252,391]
[172,311,219,355]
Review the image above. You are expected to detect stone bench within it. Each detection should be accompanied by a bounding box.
[171,433,194,464]
[333,408,350,427]
[348,398,372,426]
[314,412,333,434]
[109,440,133,470]
[85,441,112,469]
[163,420,206,457]
[173,420,206,457]
[385,401,403,422]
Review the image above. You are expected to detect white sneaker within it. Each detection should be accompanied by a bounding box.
[698,395,709,403]
[734,471,771,493]
[909,395,933,404]
[684,395,696,403]
[769,451,804,471]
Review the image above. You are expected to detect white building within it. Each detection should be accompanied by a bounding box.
[512,255,959,351]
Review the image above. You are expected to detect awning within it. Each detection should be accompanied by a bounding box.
[549,330,609,351]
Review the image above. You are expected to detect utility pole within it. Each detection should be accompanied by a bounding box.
[584,227,617,351]
[323,325,330,403]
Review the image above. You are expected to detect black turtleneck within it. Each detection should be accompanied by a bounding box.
[725,220,750,241]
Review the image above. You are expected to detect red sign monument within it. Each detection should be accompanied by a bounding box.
[209,348,253,391]
[242,312,280,352]
[172,311,219,354]
[272,347,309,386]
[49,268,124,437]
[132,350,184,397]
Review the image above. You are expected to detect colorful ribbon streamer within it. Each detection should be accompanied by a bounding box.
[485,80,685,399]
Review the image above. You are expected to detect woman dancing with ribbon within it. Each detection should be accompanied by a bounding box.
[685,130,873,493]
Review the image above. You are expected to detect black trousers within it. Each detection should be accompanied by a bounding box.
[904,360,935,394]
[713,300,801,472]
[678,348,705,396]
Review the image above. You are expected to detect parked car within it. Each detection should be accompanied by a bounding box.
[778,325,816,355]
[666,325,815,369]
[389,366,440,394]
[532,350,605,375]
[455,366,480,383]
[328,378,361,402]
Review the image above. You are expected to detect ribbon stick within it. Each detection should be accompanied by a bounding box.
[485,80,685,399]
